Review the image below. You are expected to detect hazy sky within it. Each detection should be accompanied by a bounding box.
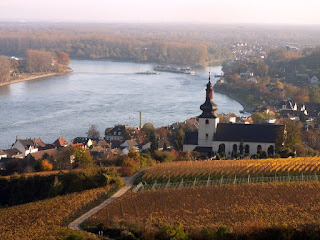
[0,0,319,25]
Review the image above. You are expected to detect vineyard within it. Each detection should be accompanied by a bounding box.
[0,187,109,240]
[87,181,320,236]
[140,157,320,183]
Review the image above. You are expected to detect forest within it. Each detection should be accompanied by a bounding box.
[0,22,320,67]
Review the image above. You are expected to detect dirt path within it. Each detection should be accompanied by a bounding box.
[68,170,144,231]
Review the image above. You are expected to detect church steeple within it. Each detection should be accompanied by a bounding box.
[199,72,218,118]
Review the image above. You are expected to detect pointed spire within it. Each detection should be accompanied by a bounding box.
[200,72,218,118]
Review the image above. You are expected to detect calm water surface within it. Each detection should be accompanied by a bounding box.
[0,60,244,149]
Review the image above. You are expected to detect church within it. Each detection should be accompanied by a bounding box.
[183,73,285,157]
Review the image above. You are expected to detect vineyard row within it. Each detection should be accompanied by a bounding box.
[134,172,320,191]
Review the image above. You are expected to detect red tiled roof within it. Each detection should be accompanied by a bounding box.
[33,138,46,148]
[53,137,68,147]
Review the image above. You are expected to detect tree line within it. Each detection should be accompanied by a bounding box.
[0,50,70,83]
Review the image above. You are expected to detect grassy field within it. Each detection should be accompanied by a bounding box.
[0,186,114,240]
[86,181,320,236]
[138,157,320,183]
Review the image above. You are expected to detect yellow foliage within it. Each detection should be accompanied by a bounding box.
[41,159,53,171]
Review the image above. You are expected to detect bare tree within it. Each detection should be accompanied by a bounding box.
[86,125,100,139]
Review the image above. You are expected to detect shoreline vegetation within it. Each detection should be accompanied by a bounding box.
[0,68,72,88]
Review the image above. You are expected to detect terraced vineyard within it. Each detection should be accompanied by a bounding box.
[87,181,320,235]
[0,187,110,240]
[140,157,320,183]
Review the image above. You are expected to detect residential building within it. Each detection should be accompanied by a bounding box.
[12,139,39,156]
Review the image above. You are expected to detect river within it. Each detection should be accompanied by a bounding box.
[0,60,245,149]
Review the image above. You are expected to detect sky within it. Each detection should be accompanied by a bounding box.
[0,0,319,25]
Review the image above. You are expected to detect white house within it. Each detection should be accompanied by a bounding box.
[183,73,284,158]
[0,150,7,159]
[120,140,139,154]
[247,77,257,83]
[12,139,39,156]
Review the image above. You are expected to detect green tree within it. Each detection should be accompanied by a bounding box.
[73,147,93,167]
[251,112,267,124]
[174,128,185,151]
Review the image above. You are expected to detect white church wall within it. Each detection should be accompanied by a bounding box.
[183,144,197,152]
[213,141,275,157]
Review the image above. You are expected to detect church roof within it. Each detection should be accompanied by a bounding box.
[214,123,284,143]
[184,131,198,145]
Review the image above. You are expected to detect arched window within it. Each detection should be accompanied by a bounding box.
[257,145,262,153]
[233,144,237,152]
[205,119,209,124]
[245,144,250,154]
[267,145,274,155]
[218,144,225,154]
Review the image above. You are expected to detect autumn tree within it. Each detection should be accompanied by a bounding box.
[73,147,93,167]
[0,55,11,83]
[56,51,70,65]
[25,49,55,72]
[86,125,100,139]
[174,128,185,151]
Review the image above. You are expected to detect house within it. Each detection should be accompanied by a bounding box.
[0,150,7,159]
[304,102,320,118]
[72,137,93,148]
[310,76,319,85]
[33,138,46,149]
[105,125,129,141]
[53,137,69,148]
[247,77,257,83]
[183,73,285,157]
[3,148,24,158]
[120,140,139,155]
[240,69,253,79]
[120,140,138,150]
[140,142,151,151]
[12,139,39,156]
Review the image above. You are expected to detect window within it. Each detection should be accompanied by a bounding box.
[233,144,237,152]
[218,144,225,154]
[113,132,116,135]
[257,145,262,153]
[245,145,250,154]
[118,132,121,135]
[205,119,209,124]
[206,133,208,138]
[267,145,274,155]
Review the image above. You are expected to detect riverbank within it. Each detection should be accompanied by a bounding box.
[0,70,72,88]
[214,86,255,113]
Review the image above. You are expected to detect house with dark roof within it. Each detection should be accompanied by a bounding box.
[183,73,285,157]
[12,139,39,156]
[3,148,24,158]
[105,125,129,141]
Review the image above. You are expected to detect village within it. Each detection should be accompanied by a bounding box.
[1,73,320,176]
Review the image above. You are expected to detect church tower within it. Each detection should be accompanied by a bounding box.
[198,72,219,147]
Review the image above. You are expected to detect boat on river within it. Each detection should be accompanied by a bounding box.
[135,71,159,75]
[154,65,196,75]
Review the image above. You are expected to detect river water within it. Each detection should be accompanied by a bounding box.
[0,60,244,149]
